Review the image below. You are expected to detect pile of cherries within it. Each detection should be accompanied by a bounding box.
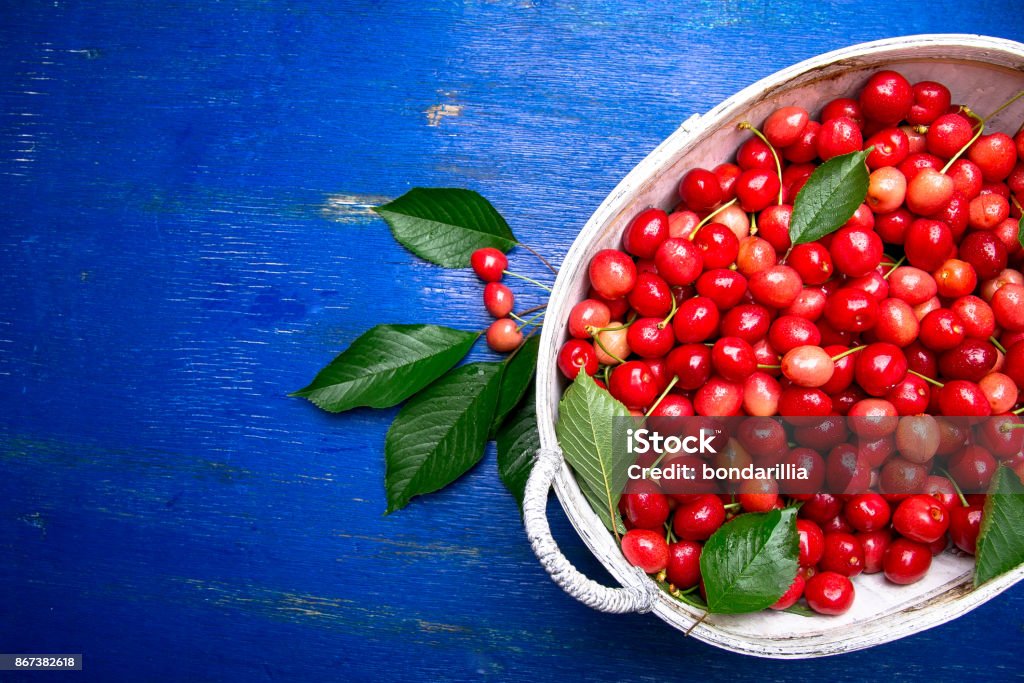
[556,70,1024,616]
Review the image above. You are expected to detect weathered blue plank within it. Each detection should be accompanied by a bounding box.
[1,1,1023,681]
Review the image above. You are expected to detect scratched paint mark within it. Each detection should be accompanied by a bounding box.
[19,512,47,537]
[425,103,462,126]
[417,619,471,634]
[319,193,390,223]
[334,532,481,559]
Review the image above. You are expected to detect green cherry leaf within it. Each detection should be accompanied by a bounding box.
[374,188,517,268]
[700,507,799,614]
[974,466,1024,587]
[556,372,630,536]
[495,386,539,511]
[291,324,478,413]
[384,362,503,513]
[490,335,540,436]
[789,148,872,246]
[1016,213,1023,251]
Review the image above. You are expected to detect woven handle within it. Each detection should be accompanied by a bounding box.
[523,447,655,614]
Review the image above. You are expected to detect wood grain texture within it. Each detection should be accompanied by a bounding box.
[1,1,1023,680]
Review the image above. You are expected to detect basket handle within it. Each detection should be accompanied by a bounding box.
[523,447,655,614]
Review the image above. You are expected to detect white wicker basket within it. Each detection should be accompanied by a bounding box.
[527,34,1024,658]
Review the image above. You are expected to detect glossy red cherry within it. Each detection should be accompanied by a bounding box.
[946,445,997,492]
[711,336,757,382]
[796,519,826,567]
[667,344,712,391]
[816,116,863,160]
[858,529,892,574]
[589,249,637,299]
[568,299,611,339]
[483,282,514,318]
[788,243,834,285]
[736,169,781,212]
[949,504,984,555]
[622,207,670,259]
[672,296,720,343]
[821,97,864,126]
[666,541,702,589]
[908,81,951,126]
[609,361,658,410]
[824,288,879,332]
[845,493,891,532]
[696,268,748,309]
[693,377,744,416]
[904,219,953,272]
[926,113,974,159]
[919,308,965,352]
[621,480,671,531]
[820,532,866,577]
[627,317,675,359]
[621,529,670,574]
[655,238,703,286]
[865,127,910,169]
[883,538,932,585]
[906,169,955,216]
[860,70,913,124]
[693,223,740,269]
[719,304,771,343]
[471,247,508,282]
[892,495,949,543]
[673,494,726,541]
[679,168,723,211]
[486,318,522,352]
[854,342,908,397]
[764,106,810,148]
[805,571,855,616]
[992,283,1024,332]
[557,339,599,379]
[749,265,802,308]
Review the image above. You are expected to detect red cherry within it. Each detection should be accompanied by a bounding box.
[926,113,974,159]
[589,249,637,299]
[655,238,703,286]
[816,116,863,160]
[711,336,757,382]
[672,296,720,343]
[665,541,703,589]
[845,493,891,532]
[824,288,879,332]
[883,538,932,585]
[805,571,855,615]
[568,299,611,339]
[908,81,951,126]
[609,361,658,410]
[830,227,883,277]
[471,247,508,282]
[904,219,953,272]
[621,529,670,573]
[764,106,811,148]
[667,344,712,391]
[557,339,599,379]
[865,127,910,169]
[736,169,781,212]
[821,97,864,126]
[621,480,671,531]
[820,532,865,577]
[949,505,984,555]
[860,70,913,125]
[627,272,673,318]
[483,282,514,318]
[673,494,726,541]
[770,573,806,611]
[693,377,743,416]
[692,223,740,269]
[748,265,802,308]
[626,317,675,359]
[622,208,670,259]
[893,495,950,543]
[679,168,723,211]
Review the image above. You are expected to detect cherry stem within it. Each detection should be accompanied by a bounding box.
[688,198,739,240]
[518,242,559,276]
[991,336,1008,354]
[685,610,710,636]
[941,121,985,174]
[830,345,867,362]
[644,376,680,419]
[664,521,678,545]
[515,310,546,332]
[592,333,625,365]
[757,363,781,370]
[602,364,611,386]
[1011,195,1024,214]
[939,467,971,508]
[999,422,1024,432]
[517,302,548,317]
[749,211,758,236]
[723,502,742,510]
[738,121,784,205]
[658,291,679,329]
[883,255,906,279]
[509,312,527,324]
[981,90,1024,124]
[588,317,636,335]
[908,369,945,388]
[503,270,552,293]
[1013,404,1024,415]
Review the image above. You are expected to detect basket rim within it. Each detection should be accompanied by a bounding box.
[535,33,1024,658]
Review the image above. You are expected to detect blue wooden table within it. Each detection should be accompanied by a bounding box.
[3,2,1023,680]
